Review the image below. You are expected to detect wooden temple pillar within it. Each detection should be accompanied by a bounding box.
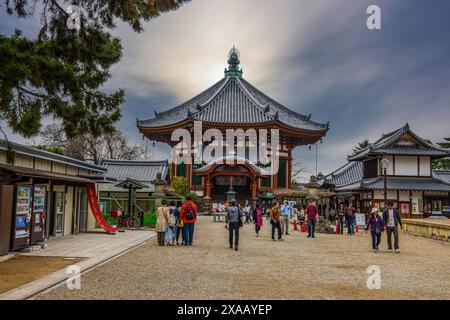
[205,176,211,197]
[251,176,258,197]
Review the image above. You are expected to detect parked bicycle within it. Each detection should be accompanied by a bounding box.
[110,210,141,229]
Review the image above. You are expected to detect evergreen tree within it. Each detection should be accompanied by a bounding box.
[351,139,370,156]
[0,0,190,138]
[433,137,450,170]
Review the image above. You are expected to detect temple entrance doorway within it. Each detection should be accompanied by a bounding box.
[212,176,251,203]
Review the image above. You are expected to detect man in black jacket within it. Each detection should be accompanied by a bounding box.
[226,200,243,251]
[382,201,403,253]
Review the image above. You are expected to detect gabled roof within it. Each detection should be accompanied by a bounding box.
[433,170,450,184]
[137,76,328,132]
[335,176,450,192]
[347,123,449,161]
[102,160,168,183]
[318,161,363,188]
[115,178,148,190]
[193,155,267,176]
[0,139,106,173]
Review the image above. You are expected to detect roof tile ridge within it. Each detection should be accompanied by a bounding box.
[239,77,327,128]
[234,77,274,118]
[138,78,228,124]
[195,76,232,112]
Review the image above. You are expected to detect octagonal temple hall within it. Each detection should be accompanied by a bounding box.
[137,47,329,202]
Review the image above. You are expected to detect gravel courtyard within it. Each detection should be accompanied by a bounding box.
[37,216,450,300]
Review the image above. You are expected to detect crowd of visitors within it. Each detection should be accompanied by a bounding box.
[155,195,402,254]
[155,196,197,247]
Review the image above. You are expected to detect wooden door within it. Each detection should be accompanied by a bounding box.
[0,185,14,255]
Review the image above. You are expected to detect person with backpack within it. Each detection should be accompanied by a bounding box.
[155,200,170,246]
[226,199,244,250]
[179,195,197,246]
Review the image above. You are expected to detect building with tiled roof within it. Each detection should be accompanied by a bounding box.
[319,124,450,217]
[137,47,329,201]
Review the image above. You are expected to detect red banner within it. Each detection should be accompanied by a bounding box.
[86,183,118,233]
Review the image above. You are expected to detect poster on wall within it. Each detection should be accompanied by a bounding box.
[401,203,410,214]
[355,213,366,227]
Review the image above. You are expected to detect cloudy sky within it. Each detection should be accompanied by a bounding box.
[1,0,449,180]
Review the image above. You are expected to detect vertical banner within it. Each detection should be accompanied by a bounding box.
[86,184,118,233]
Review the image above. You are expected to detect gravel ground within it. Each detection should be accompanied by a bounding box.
[37,216,450,300]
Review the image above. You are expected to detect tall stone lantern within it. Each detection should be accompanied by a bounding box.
[152,172,167,208]
[306,175,320,202]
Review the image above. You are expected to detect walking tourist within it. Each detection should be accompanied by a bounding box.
[175,200,184,245]
[280,199,292,235]
[365,208,385,252]
[155,200,170,246]
[346,203,356,236]
[179,195,198,246]
[244,201,252,224]
[253,203,263,237]
[168,201,179,245]
[382,201,403,253]
[305,200,318,238]
[270,201,283,241]
[337,203,346,235]
[226,199,243,250]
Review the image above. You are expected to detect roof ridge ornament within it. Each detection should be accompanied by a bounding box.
[154,110,159,118]
[264,104,270,113]
[224,46,243,77]
[273,111,279,120]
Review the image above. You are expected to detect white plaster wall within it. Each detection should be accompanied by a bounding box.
[395,156,418,176]
[419,156,431,176]
[412,191,422,214]
[399,191,410,202]
[381,155,394,175]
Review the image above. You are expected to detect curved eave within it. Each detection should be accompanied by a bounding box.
[138,119,328,136]
[348,150,450,162]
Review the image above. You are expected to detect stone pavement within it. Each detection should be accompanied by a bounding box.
[37,217,450,300]
[0,230,156,300]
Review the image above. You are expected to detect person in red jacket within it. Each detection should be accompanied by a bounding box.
[305,200,318,238]
[179,196,197,246]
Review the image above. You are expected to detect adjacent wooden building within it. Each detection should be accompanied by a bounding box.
[0,139,108,255]
[319,124,450,217]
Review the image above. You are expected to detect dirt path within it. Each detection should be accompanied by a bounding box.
[37,216,450,300]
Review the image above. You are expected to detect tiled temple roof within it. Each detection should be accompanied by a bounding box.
[335,176,450,192]
[102,160,168,183]
[318,161,363,188]
[347,123,449,161]
[137,48,328,133]
[137,76,327,131]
